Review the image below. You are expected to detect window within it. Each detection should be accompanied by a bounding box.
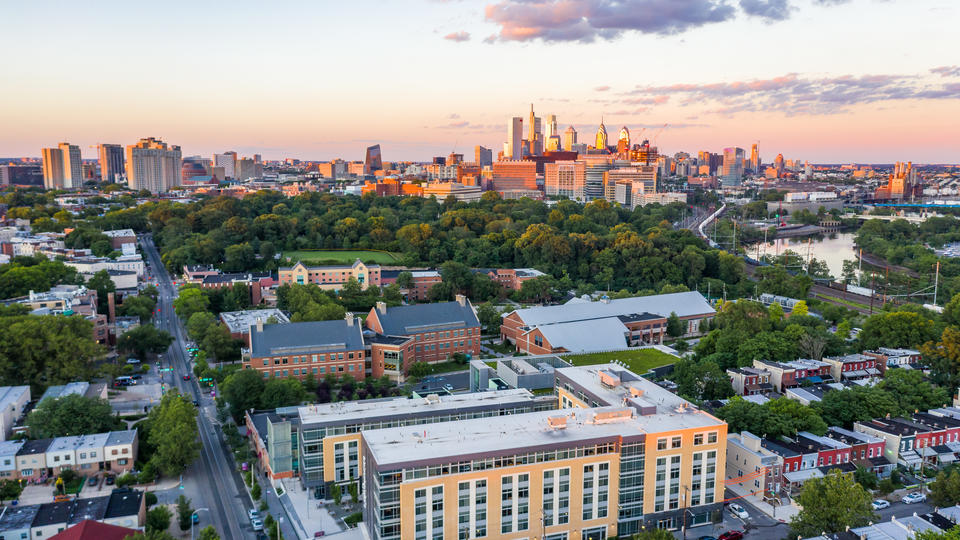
[707,432,718,444]
[657,438,667,450]
[694,434,704,445]
[671,436,682,449]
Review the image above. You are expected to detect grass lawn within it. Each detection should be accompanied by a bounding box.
[484,361,498,369]
[429,361,470,374]
[282,249,402,264]
[561,348,677,374]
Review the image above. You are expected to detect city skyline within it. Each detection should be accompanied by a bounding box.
[1,0,958,162]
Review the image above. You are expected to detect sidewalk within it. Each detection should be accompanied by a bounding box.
[726,483,799,522]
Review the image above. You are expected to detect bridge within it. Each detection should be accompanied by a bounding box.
[849,213,928,224]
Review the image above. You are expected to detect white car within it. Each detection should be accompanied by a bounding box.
[251,518,264,531]
[872,499,891,510]
[248,509,260,521]
[901,492,927,504]
[728,503,749,519]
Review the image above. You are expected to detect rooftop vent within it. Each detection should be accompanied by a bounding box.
[547,416,568,429]
[424,394,441,405]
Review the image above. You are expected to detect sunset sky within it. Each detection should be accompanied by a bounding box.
[1,0,958,163]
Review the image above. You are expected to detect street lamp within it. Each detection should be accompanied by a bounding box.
[190,507,210,540]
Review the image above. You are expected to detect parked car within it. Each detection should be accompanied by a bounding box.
[698,536,718,540]
[728,503,749,520]
[192,513,200,524]
[87,477,98,486]
[126,358,141,364]
[902,492,927,504]
[182,374,191,380]
[105,475,115,485]
[248,509,260,521]
[193,399,200,407]
[719,531,744,540]
[251,519,264,531]
[872,499,891,510]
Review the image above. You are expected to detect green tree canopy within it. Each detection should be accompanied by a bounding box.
[86,270,116,315]
[145,505,173,534]
[27,394,119,438]
[117,325,174,360]
[146,392,200,477]
[221,369,266,421]
[789,471,876,538]
[859,311,936,350]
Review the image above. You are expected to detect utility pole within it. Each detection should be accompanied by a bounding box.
[933,260,940,305]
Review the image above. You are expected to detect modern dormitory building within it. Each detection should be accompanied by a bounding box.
[500,291,716,355]
[244,389,555,495]
[242,299,480,383]
[365,363,727,540]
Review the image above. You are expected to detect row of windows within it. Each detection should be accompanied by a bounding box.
[657,431,719,450]
[260,364,363,378]
[415,340,472,352]
[259,351,358,366]
[415,328,474,341]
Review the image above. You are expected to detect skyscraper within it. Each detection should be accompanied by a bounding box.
[544,160,586,201]
[474,146,493,167]
[363,144,383,175]
[126,137,182,193]
[563,126,577,152]
[774,153,784,173]
[60,143,82,188]
[214,151,238,179]
[617,126,631,156]
[595,120,608,150]
[41,147,64,189]
[722,147,745,186]
[544,114,558,141]
[237,157,264,180]
[506,117,523,160]
[750,143,760,173]
[526,104,542,156]
[98,144,125,183]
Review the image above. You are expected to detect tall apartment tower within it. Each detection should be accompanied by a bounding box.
[98,144,125,183]
[750,143,760,173]
[563,126,578,152]
[41,147,65,189]
[126,137,182,193]
[474,146,493,167]
[506,117,523,160]
[214,151,238,179]
[363,144,383,175]
[722,147,745,187]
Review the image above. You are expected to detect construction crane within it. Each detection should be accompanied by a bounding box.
[653,123,668,146]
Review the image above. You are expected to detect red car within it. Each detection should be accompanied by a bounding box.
[182,375,191,380]
[719,531,744,540]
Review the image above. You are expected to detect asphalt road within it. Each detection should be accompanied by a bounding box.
[141,234,262,540]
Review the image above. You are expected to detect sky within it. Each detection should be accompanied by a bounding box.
[1,0,958,163]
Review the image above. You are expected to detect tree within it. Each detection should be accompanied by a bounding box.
[331,483,342,505]
[853,465,878,490]
[147,392,200,477]
[944,292,960,327]
[173,287,210,320]
[921,326,960,388]
[201,324,242,362]
[789,471,875,538]
[666,311,685,338]
[792,300,809,317]
[877,369,950,415]
[0,479,22,502]
[671,359,734,401]
[407,362,431,379]
[221,369,266,421]
[146,505,173,534]
[396,271,413,290]
[86,270,116,315]
[0,313,103,391]
[198,526,221,540]
[859,311,935,351]
[439,261,474,295]
[915,528,960,540]
[177,494,194,532]
[631,530,675,540]
[124,531,176,540]
[119,295,156,323]
[260,378,307,409]
[768,302,784,322]
[928,469,960,507]
[117,325,174,360]
[27,394,118,438]
[186,312,217,342]
[476,302,502,334]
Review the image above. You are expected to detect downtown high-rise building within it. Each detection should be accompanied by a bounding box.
[722,147,745,186]
[750,143,760,173]
[595,120,608,150]
[98,144,125,183]
[505,117,523,160]
[214,151,238,179]
[364,144,383,175]
[126,137,182,193]
[544,160,586,201]
[474,146,493,167]
[527,104,542,157]
[563,126,578,152]
[237,157,264,181]
[41,142,82,189]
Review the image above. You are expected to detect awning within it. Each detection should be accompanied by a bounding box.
[940,453,957,463]
[899,450,922,465]
[844,370,867,378]
[868,456,894,468]
[804,376,823,384]
[865,367,881,376]
[918,446,938,458]
[784,468,824,483]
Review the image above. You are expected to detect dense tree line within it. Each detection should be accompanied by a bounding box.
[69,191,752,294]
[0,256,82,299]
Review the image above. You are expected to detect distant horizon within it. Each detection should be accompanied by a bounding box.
[2,1,958,162]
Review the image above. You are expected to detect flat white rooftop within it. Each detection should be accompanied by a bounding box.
[556,363,692,412]
[364,405,724,468]
[297,388,538,427]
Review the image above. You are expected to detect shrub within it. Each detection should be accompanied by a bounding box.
[145,492,158,507]
[251,482,261,501]
[344,511,363,527]
[116,472,139,488]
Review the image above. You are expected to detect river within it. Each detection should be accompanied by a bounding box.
[746,231,858,279]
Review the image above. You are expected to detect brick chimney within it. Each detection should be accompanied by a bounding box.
[107,292,116,323]
[256,317,263,333]
[376,301,387,314]
[455,294,466,307]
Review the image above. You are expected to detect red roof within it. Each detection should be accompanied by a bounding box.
[49,520,139,540]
